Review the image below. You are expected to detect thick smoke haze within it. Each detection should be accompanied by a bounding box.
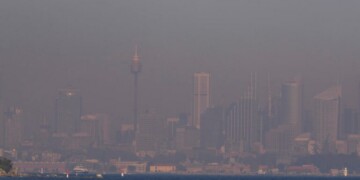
[1,0,360,134]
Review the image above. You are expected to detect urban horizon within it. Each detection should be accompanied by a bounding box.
[1,0,360,176]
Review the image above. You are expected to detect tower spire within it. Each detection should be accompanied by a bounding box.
[131,45,141,73]
[133,45,139,62]
[131,45,142,136]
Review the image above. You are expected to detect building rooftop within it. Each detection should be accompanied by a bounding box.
[314,86,341,100]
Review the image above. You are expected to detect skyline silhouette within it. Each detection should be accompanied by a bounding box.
[0,0,360,136]
[2,1,360,175]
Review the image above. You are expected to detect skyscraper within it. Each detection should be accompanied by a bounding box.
[200,106,224,150]
[80,114,112,146]
[342,108,359,137]
[55,88,82,135]
[135,110,164,156]
[264,124,296,155]
[281,80,302,132]
[131,46,142,133]
[193,72,210,129]
[313,86,341,152]
[264,80,303,154]
[225,75,259,153]
[4,106,23,148]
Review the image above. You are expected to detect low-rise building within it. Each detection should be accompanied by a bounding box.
[14,161,66,173]
[286,164,319,175]
[109,159,147,173]
[149,164,176,173]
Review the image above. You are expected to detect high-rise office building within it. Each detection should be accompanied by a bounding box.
[36,117,51,148]
[4,106,23,149]
[263,80,303,155]
[80,114,112,146]
[165,117,179,149]
[280,81,302,132]
[225,96,259,153]
[313,86,341,152]
[225,75,259,153]
[175,126,200,152]
[200,107,224,150]
[136,110,164,156]
[342,108,359,136]
[193,72,210,129]
[117,122,134,146]
[55,88,82,135]
[264,124,295,155]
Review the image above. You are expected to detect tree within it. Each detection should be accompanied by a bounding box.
[0,157,13,173]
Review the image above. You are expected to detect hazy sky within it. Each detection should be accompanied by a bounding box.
[1,0,360,131]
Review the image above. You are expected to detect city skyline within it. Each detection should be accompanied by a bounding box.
[3,0,360,175]
[2,1,360,130]
[0,54,359,139]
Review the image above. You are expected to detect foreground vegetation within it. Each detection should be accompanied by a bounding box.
[0,157,13,175]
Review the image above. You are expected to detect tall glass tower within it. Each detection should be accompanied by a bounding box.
[193,72,210,129]
[225,74,259,153]
[281,81,302,132]
[313,86,341,152]
[55,88,82,135]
